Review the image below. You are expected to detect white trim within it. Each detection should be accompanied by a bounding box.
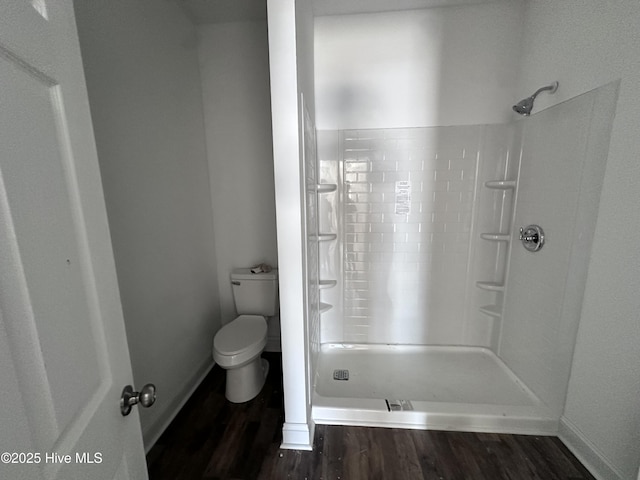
[143,358,215,453]
[558,416,624,480]
[281,421,315,451]
[267,0,314,452]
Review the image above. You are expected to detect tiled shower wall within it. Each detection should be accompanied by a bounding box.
[318,126,514,346]
[341,127,480,345]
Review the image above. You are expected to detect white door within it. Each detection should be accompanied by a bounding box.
[0,2,148,479]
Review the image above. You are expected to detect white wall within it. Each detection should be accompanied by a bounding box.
[198,22,278,325]
[314,1,524,130]
[73,0,219,448]
[267,0,316,449]
[517,2,640,479]
[295,0,318,447]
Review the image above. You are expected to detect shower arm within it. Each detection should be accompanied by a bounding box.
[531,81,559,100]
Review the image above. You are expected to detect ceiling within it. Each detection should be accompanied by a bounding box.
[177,0,494,24]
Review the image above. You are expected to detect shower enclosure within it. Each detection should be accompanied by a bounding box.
[303,84,618,434]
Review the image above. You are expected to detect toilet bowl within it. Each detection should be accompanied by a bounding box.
[213,314,269,403]
[213,268,278,403]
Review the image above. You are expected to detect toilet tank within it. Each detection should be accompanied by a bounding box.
[231,268,279,316]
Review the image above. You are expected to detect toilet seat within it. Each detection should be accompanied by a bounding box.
[213,315,267,367]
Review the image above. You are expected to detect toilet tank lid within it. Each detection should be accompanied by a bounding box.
[231,268,278,281]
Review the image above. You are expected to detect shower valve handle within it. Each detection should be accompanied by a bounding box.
[519,225,545,252]
[520,230,538,242]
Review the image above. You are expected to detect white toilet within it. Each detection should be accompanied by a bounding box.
[213,268,278,403]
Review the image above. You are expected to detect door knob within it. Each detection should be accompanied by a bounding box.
[120,384,156,416]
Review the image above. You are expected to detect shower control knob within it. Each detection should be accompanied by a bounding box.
[519,225,545,252]
[120,383,157,416]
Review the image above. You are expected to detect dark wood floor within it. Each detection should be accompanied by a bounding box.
[147,353,595,480]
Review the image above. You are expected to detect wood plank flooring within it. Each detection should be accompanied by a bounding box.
[147,353,595,480]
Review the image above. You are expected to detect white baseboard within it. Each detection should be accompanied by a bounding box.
[281,421,315,451]
[142,358,215,453]
[558,416,624,480]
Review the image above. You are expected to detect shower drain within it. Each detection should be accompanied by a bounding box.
[333,369,349,381]
[385,399,414,412]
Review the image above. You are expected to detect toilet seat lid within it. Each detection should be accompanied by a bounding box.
[214,315,267,356]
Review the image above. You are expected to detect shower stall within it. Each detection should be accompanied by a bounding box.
[302,83,618,434]
[266,0,623,451]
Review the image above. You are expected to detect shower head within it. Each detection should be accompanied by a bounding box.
[512,81,559,116]
[512,97,535,116]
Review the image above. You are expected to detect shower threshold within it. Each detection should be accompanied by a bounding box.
[312,344,557,435]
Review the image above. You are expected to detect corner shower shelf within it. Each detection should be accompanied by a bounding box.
[479,304,502,317]
[485,180,516,189]
[476,281,505,292]
[476,177,515,324]
[480,233,511,242]
[319,302,332,313]
[319,279,337,289]
[311,233,337,242]
[313,183,337,194]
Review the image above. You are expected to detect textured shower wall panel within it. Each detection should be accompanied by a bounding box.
[317,131,343,344]
[303,104,321,385]
[464,123,518,348]
[342,127,481,345]
[500,87,614,416]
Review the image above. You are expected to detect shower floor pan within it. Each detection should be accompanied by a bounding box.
[312,344,557,435]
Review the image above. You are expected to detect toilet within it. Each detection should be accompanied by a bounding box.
[213,268,278,403]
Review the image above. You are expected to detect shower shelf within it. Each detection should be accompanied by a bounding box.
[311,233,338,242]
[476,281,505,292]
[485,180,516,189]
[479,304,502,317]
[319,302,332,313]
[313,183,337,194]
[318,279,337,289]
[480,233,511,242]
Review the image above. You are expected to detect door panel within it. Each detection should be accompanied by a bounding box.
[0,1,147,479]
[1,53,103,440]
